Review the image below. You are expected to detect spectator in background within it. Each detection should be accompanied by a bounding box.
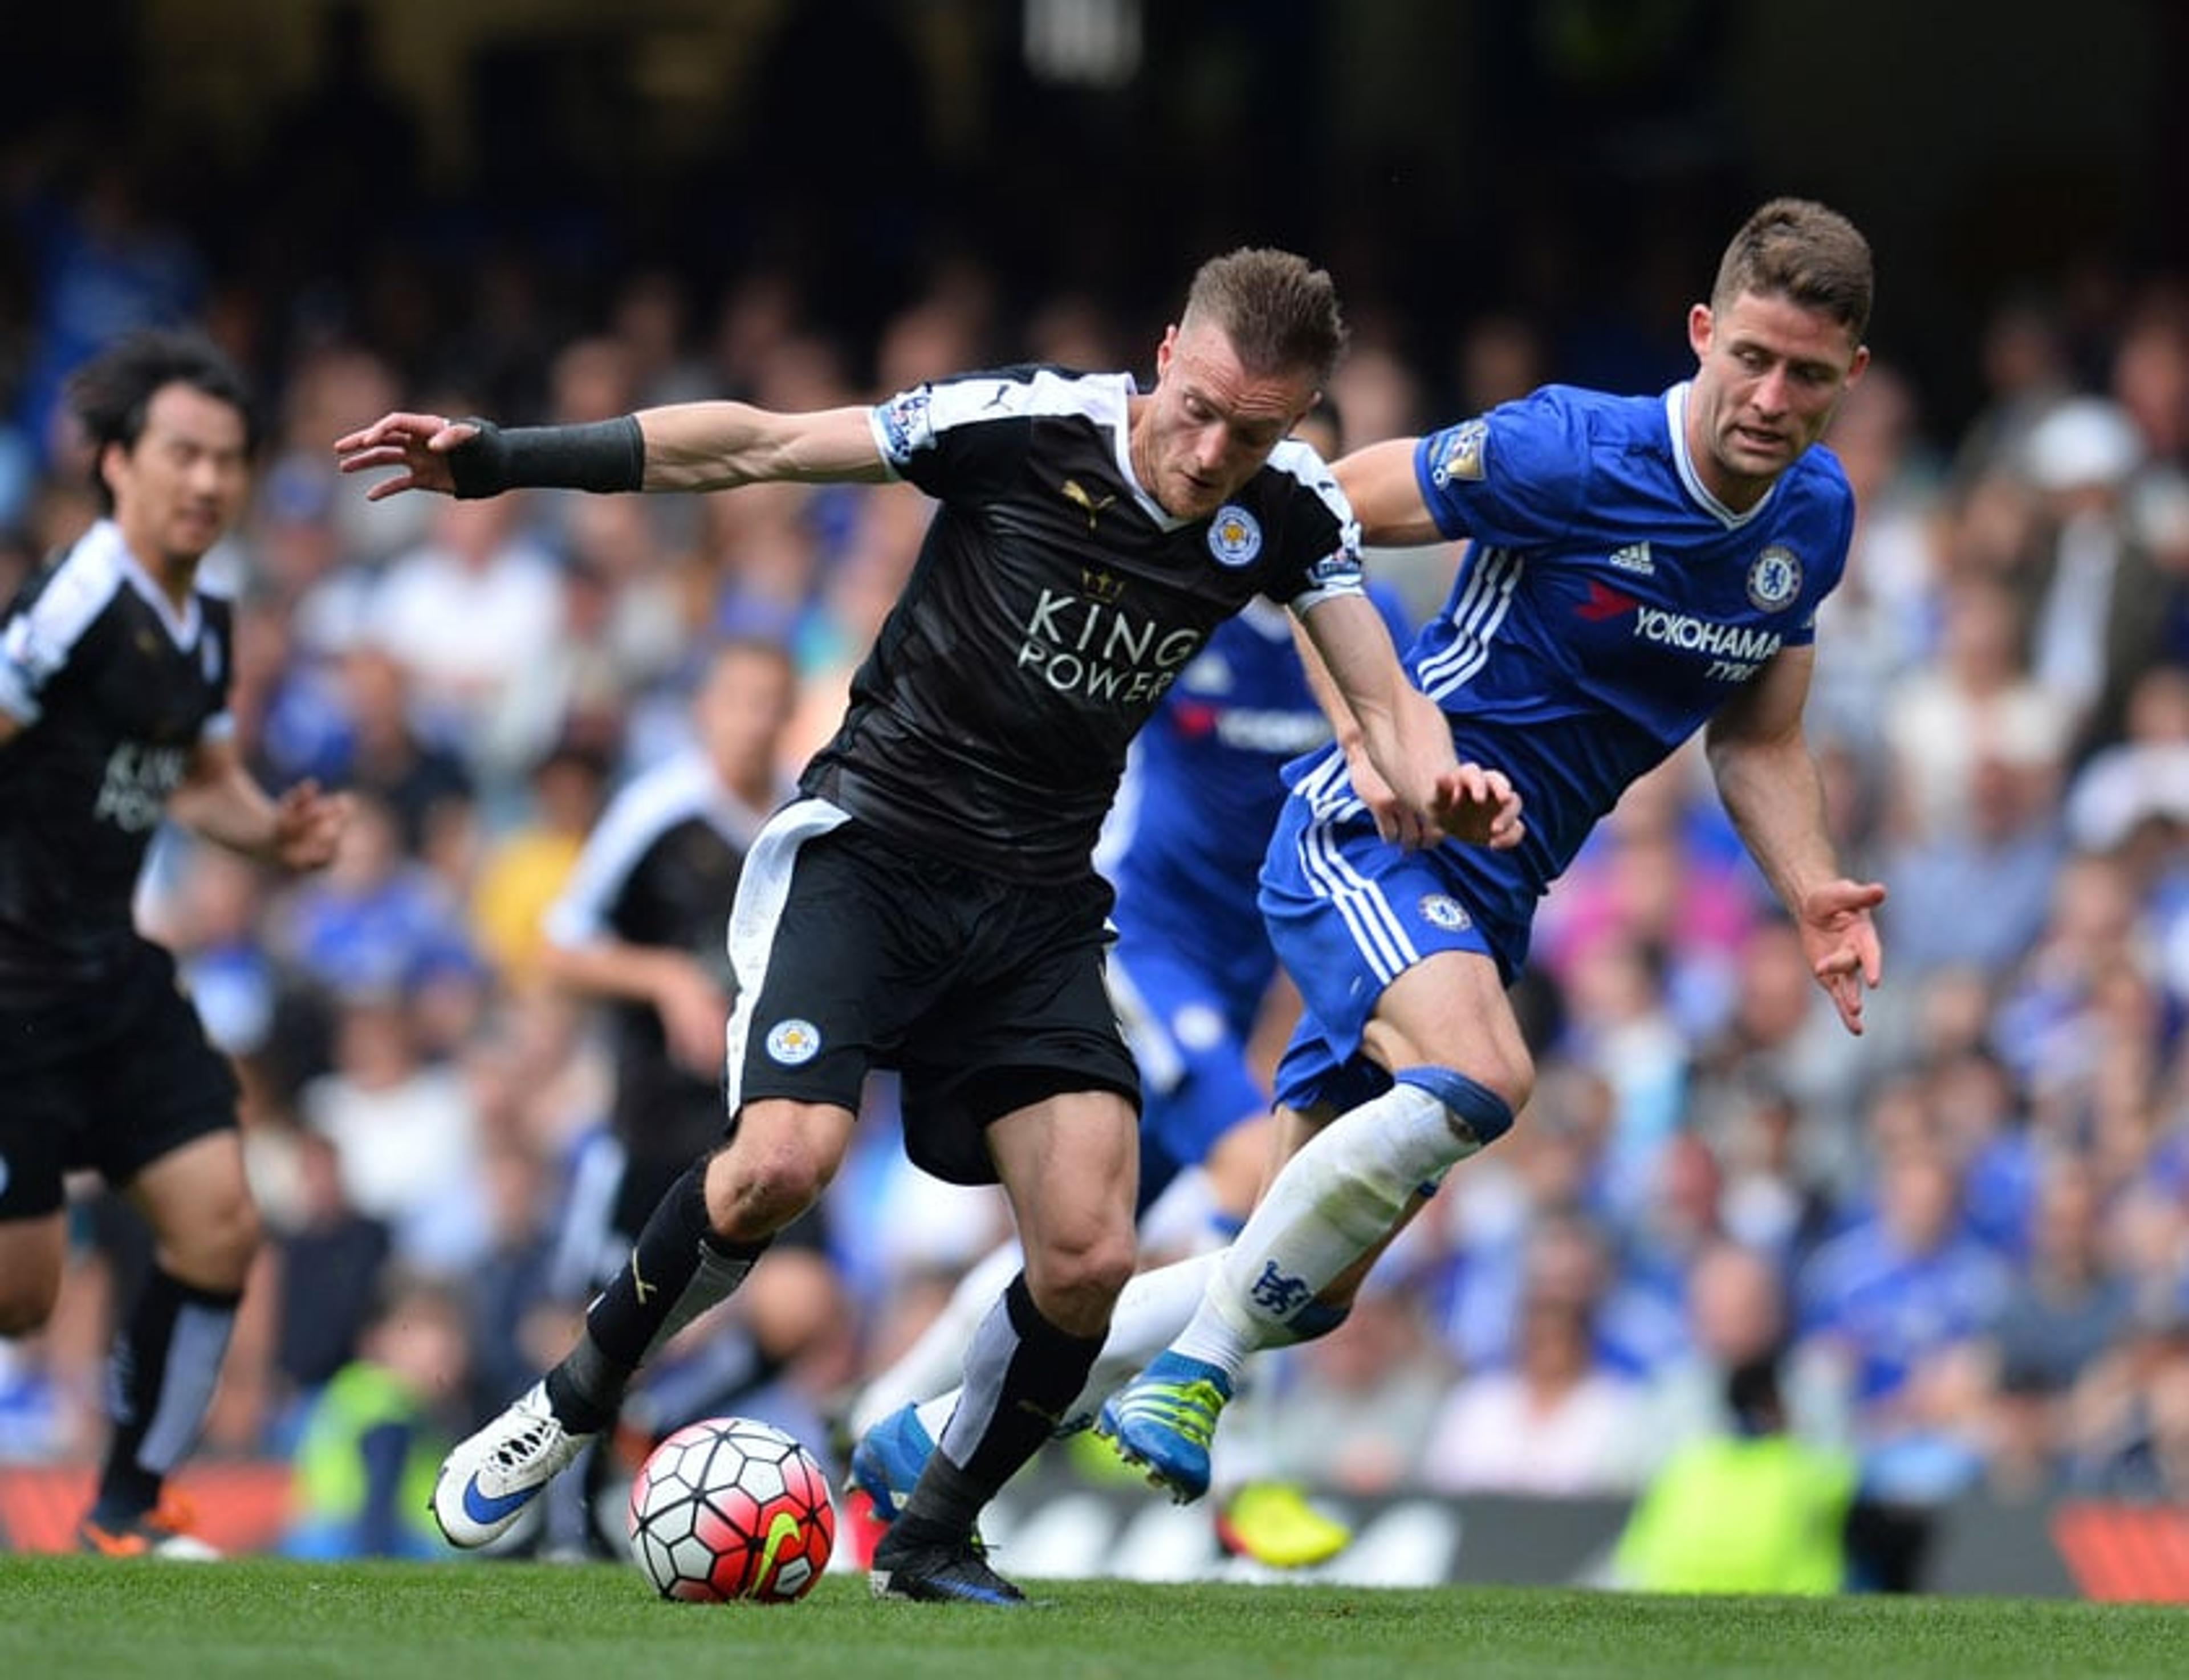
[280,1270,469,1561]
[469,735,608,994]
[1535,752,1757,1044]
[1613,1351,1857,1596]
[264,1128,392,1431]
[1990,849,2147,1124]
[1810,362,1943,758]
[2066,662,2189,859]
[1423,1215,1640,1497]
[1973,1154,2133,1497]
[10,158,207,467]
[1239,1279,1454,1498]
[1880,572,2069,847]
[1451,311,1547,416]
[1689,914,1871,1176]
[1614,1237,1851,1483]
[1879,746,2067,988]
[298,989,483,1276]
[1950,292,2074,491]
[327,646,474,857]
[1796,1140,2009,1503]
[365,491,565,786]
[2018,396,2171,752]
[271,790,477,1004]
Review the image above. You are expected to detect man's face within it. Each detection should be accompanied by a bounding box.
[1685,289,1868,511]
[104,382,251,566]
[1133,318,1317,521]
[695,647,795,787]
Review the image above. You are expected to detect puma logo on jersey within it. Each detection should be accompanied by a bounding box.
[1061,478,1117,529]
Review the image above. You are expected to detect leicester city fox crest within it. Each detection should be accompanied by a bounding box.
[765,1019,821,1065]
[1207,505,1262,568]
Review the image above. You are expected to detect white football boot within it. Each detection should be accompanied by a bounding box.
[432,1381,595,1548]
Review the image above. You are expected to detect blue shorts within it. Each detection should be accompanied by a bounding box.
[1258,767,1528,1112]
[1106,941,1268,1214]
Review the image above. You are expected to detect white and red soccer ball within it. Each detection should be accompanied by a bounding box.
[625,1415,837,1602]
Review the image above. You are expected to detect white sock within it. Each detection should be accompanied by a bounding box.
[849,1240,1023,1437]
[1172,1080,1475,1380]
[911,1250,1224,1437]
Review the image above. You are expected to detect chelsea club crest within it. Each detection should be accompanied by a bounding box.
[1746,544,1803,612]
[1207,505,1262,567]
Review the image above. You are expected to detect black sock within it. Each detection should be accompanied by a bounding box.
[95,1268,240,1520]
[898,1273,1103,1539]
[547,1159,764,1432]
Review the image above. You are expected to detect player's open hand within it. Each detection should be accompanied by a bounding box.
[1799,877,1886,1035]
[1430,763,1523,851]
[270,780,352,872]
[333,412,480,500]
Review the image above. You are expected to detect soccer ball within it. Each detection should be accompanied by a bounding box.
[625,1415,837,1602]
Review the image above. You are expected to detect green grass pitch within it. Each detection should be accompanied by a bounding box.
[2,1559,2182,1679]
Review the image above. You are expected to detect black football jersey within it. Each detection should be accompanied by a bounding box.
[800,366,1365,880]
[0,521,234,1003]
[543,751,778,1160]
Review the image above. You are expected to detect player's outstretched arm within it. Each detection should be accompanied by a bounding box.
[1706,646,1885,1035]
[1332,437,1445,547]
[334,401,891,501]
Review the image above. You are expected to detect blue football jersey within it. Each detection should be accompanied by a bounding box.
[1102,585,1413,998]
[1295,381,1855,948]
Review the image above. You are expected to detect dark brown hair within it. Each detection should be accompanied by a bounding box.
[1711,198,1874,342]
[67,329,259,513]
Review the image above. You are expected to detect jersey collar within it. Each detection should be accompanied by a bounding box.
[1665,383,1775,530]
[1114,378,1197,531]
[95,520,206,648]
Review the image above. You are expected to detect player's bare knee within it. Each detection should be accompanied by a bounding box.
[158,1191,262,1290]
[1433,1056,1531,1133]
[709,1141,829,1236]
[1025,1233,1133,1331]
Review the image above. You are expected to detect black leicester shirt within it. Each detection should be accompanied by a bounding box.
[543,751,779,1163]
[801,366,1365,881]
[0,520,234,1006]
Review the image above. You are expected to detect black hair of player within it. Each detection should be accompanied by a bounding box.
[67,330,263,514]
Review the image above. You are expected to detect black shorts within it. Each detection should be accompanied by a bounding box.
[725,800,1140,1186]
[0,938,240,1220]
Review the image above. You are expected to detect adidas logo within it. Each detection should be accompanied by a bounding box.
[1609,542,1655,576]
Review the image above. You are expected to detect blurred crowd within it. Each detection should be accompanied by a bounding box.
[5,128,2189,1551]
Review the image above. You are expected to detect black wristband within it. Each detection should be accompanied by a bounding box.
[446,414,645,498]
